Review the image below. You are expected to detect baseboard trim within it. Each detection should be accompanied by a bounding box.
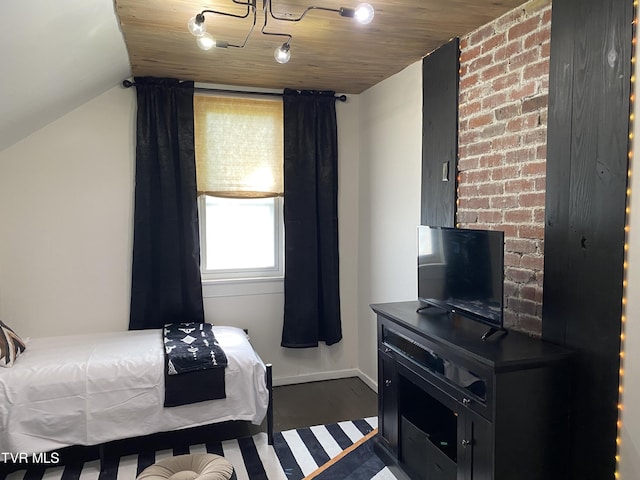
[273,368,360,386]
[357,370,378,393]
[273,368,379,393]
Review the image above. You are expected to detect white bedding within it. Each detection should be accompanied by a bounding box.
[0,326,269,455]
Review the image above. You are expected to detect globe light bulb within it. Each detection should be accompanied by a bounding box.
[188,15,206,37]
[197,32,216,50]
[274,43,291,64]
[354,3,374,24]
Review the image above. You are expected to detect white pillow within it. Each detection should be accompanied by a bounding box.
[0,320,26,367]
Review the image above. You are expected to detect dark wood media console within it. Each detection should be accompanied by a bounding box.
[371,302,572,480]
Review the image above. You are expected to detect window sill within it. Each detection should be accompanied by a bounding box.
[201,276,284,298]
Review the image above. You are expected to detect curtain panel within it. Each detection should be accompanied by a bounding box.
[281,89,342,347]
[129,77,205,330]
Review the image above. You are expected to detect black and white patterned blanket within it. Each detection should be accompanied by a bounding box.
[164,322,228,375]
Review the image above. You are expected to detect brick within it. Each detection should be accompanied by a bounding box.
[521,254,544,270]
[492,72,520,91]
[458,184,478,197]
[469,53,494,72]
[522,94,548,113]
[524,127,547,144]
[477,182,504,196]
[468,24,496,45]
[466,140,493,156]
[482,63,508,82]
[495,8,526,31]
[523,27,551,50]
[491,195,519,209]
[494,41,524,63]
[509,49,540,71]
[504,148,534,164]
[534,208,546,223]
[506,178,535,193]
[508,82,537,101]
[482,92,508,110]
[523,60,550,81]
[508,16,541,42]
[460,169,491,183]
[459,99,482,118]
[504,252,521,267]
[518,224,545,239]
[519,192,546,208]
[458,157,479,171]
[506,267,535,283]
[509,297,538,316]
[458,196,490,209]
[503,280,518,297]
[505,208,533,223]
[481,123,507,139]
[493,134,522,150]
[468,113,495,129]
[520,284,543,303]
[536,144,547,159]
[479,153,505,168]
[481,32,508,54]
[495,104,521,120]
[505,237,538,254]
[459,130,480,145]
[522,161,546,176]
[457,210,479,223]
[477,210,503,223]
[492,165,519,180]
[460,73,481,91]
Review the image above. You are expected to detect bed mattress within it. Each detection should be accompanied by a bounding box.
[0,326,268,455]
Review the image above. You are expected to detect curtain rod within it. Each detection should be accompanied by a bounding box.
[121,79,347,102]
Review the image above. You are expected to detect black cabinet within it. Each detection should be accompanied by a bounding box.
[372,302,572,480]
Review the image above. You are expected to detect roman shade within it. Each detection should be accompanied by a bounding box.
[194,95,283,198]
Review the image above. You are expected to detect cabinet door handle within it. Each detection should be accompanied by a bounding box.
[461,439,471,447]
[385,379,392,387]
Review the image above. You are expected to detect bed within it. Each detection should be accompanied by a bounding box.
[0,325,272,456]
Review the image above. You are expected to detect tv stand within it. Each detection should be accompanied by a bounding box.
[371,301,572,480]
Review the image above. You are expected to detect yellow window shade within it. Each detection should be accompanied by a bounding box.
[194,95,283,198]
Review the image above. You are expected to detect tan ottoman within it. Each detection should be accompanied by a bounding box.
[136,453,235,480]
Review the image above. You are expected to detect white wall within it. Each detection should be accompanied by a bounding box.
[0,84,361,386]
[0,86,136,336]
[356,61,424,386]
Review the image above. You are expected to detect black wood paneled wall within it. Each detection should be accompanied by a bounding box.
[421,38,459,227]
[543,0,633,478]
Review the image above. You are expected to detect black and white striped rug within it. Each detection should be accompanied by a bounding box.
[5,417,397,480]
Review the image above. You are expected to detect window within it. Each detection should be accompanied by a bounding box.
[194,95,284,281]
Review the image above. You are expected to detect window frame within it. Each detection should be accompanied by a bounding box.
[198,194,285,282]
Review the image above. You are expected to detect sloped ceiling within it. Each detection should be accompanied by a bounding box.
[0,0,131,152]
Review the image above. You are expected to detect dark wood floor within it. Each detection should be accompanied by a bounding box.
[270,376,378,431]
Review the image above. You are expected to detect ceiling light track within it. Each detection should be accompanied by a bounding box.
[188,0,374,64]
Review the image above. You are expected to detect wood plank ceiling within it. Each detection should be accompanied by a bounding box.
[115,0,526,94]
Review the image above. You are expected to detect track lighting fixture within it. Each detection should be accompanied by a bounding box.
[187,0,374,63]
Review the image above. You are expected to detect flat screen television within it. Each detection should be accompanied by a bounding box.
[418,226,505,338]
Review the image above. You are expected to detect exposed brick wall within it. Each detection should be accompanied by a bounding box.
[457,0,551,335]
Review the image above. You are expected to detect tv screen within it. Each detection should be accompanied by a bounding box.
[418,226,504,329]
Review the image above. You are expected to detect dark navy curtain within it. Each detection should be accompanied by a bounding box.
[281,89,342,347]
[129,77,204,330]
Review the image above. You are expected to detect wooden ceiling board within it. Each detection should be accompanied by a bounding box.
[115,0,527,93]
